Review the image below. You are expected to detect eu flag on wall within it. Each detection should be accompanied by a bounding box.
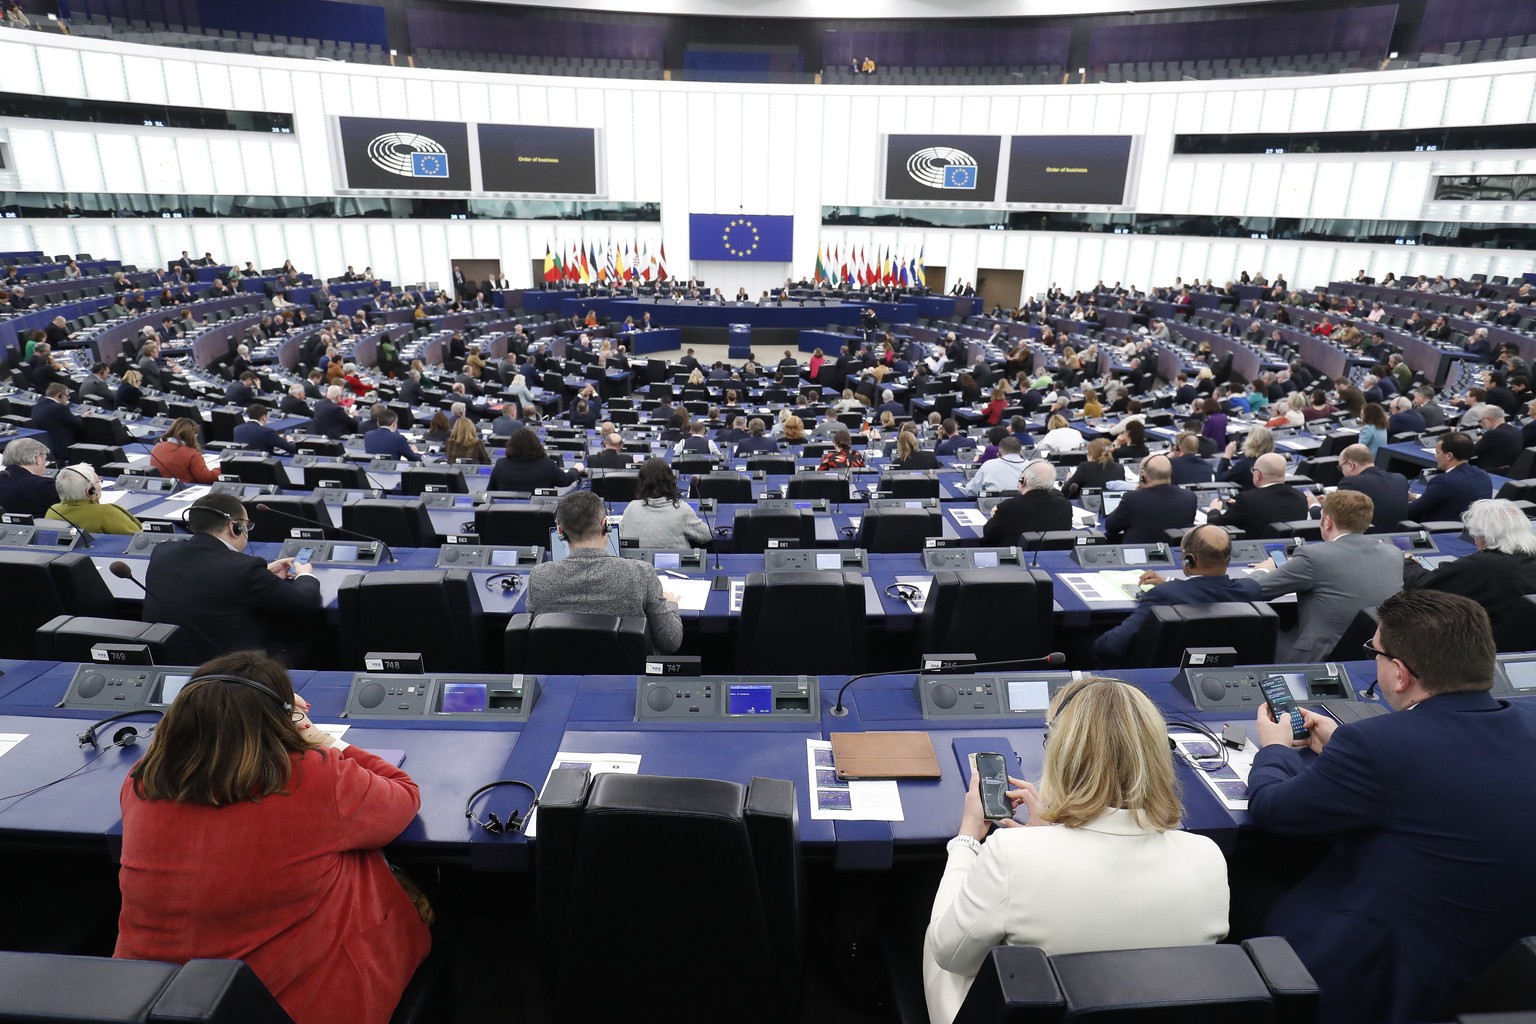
[411,152,450,178]
[689,214,794,262]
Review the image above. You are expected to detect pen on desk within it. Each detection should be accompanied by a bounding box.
[660,569,689,579]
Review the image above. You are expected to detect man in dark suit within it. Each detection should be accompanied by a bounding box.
[982,460,1072,545]
[278,384,311,419]
[1385,396,1425,436]
[30,382,86,460]
[1410,386,1446,428]
[1411,432,1492,522]
[1169,432,1215,484]
[143,492,321,663]
[1329,443,1408,530]
[1471,404,1523,474]
[361,407,421,461]
[1093,525,1257,666]
[311,386,358,440]
[586,432,631,469]
[1248,590,1536,1024]
[1104,454,1197,544]
[734,419,781,457]
[1206,453,1308,538]
[232,404,297,455]
[396,370,424,408]
[224,371,260,408]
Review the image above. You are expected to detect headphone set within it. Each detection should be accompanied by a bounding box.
[484,572,522,593]
[197,503,247,537]
[884,583,923,602]
[58,465,98,500]
[77,673,291,751]
[464,779,538,836]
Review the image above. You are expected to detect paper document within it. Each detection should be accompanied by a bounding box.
[168,484,212,502]
[0,734,25,759]
[1172,729,1257,812]
[97,490,130,506]
[314,724,349,740]
[806,740,904,821]
[525,751,643,837]
[658,576,712,612]
[730,579,745,613]
[949,508,987,528]
[1060,570,1148,603]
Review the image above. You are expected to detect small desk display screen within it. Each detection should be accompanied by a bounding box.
[973,551,999,568]
[455,495,476,507]
[157,674,192,704]
[490,549,519,566]
[1122,547,1148,565]
[1272,673,1310,702]
[1503,660,1536,691]
[331,544,360,561]
[816,553,842,570]
[654,552,681,569]
[439,682,488,713]
[1006,679,1051,712]
[1391,536,1413,552]
[728,684,774,716]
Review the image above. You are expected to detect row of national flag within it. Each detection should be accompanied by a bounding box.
[815,244,926,289]
[543,241,669,285]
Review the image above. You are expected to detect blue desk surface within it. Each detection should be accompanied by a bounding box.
[0,663,1393,869]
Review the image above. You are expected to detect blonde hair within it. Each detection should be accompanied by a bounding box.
[896,431,919,460]
[1039,678,1183,831]
[1241,425,1274,459]
[782,415,806,441]
[1085,437,1114,464]
[1047,414,1069,430]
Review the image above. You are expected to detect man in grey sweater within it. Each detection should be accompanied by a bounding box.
[527,490,683,653]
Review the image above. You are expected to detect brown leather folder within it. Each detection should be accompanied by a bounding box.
[830,731,941,780]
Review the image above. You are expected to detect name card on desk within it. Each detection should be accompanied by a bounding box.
[364,652,424,674]
[645,655,701,677]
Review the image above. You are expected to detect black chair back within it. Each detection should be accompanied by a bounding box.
[737,570,865,673]
[35,615,193,664]
[343,498,436,549]
[219,455,288,488]
[242,495,332,542]
[475,505,557,547]
[786,472,850,502]
[920,570,1053,663]
[536,770,801,1024]
[0,550,116,655]
[731,509,815,554]
[338,568,486,672]
[1324,606,1381,663]
[589,470,640,503]
[400,466,468,495]
[1127,601,1279,668]
[879,470,940,498]
[0,953,293,1024]
[504,612,648,673]
[861,506,942,552]
[301,461,369,490]
[746,455,796,474]
[691,472,753,503]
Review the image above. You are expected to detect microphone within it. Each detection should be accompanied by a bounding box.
[699,500,723,572]
[255,502,397,563]
[830,651,1067,718]
[45,504,96,549]
[109,560,224,658]
[1028,529,1047,569]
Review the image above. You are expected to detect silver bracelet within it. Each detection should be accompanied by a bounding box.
[947,835,982,855]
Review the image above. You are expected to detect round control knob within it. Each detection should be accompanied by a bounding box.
[441,548,458,563]
[931,683,958,710]
[1200,676,1226,704]
[357,681,387,709]
[77,672,106,699]
[646,686,674,713]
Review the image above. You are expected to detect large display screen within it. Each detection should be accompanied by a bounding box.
[1005,135,1134,206]
[882,134,1002,201]
[336,116,472,191]
[477,124,599,195]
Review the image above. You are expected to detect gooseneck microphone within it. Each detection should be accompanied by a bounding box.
[255,503,397,563]
[109,560,224,657]
[1028,529,1047,569]
[830,651,1067,717]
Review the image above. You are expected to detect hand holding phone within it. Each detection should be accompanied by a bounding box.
[972,752,1013,820]
[1259,674,1308,740]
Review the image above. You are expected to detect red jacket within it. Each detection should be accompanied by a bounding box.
[115,746,430,1024]
[149,440,220,484]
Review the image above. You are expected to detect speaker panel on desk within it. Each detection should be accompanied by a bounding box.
[917,672,1078,718]
[636,675,818,720]
[343,673,540,720]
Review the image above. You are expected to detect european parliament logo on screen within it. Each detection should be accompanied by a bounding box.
[883,135,1001,201]
[688,214,794,262]
[336,117,471,191]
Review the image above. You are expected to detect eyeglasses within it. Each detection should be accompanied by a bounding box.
[1363,640,1415,677]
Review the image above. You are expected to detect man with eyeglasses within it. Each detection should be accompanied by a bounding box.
[1247,590,1536,1024]
[0,437,59,518]
[143,492,319,662]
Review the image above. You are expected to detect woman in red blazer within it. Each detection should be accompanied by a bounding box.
[148,418,221,484]
[114,651,430,1024]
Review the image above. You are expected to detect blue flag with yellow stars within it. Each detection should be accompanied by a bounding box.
[688,214,794,261]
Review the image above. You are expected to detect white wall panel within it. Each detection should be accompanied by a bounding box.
[1014,94,1046,135]
[1324,85,1367,131]
[54,132,105,192]
[1362,81,1406,129]
[1382,163,1434,218]
[348,76,381,119]
[459,81,492,124]
[80,51,127,102]
[1274,163,1318,217]
[228,66,264,111]
[36,46,84,98]
[11,128,62,191]
[1343,162,1392,219]
[1067,93,1096,132]
[1213,162,1251,216]
[1310,163,1353,218]
[431,81,463,121]
[1401,79,1449,128]
[929,95,961,131]
[98,135,145,194]
[1256,88,1294,133]
[1092,94,1122,135]
[629,89,662,201]
[161,59,200,105]
[1200,91,1234,135]
[1444,76,1492,126]
[844,96,880,206]
[960,95,992,134]
[0,37,42,95]
[1172,92,1206,134]
[194,62,232,113]
[684,92,716,215]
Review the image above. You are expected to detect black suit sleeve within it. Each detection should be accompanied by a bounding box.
[241,559,322,615]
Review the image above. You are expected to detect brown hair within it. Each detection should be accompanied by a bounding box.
[505,427,547,461]
[1085,437,1114,464]
[129,651,310,806]
[782,415,806,441]
[1321,489,1373,534]
[159,417,202,449]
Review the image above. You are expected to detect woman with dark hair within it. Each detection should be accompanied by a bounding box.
[1359,402,1390,457]
[114,651,430,1024]
[817,429,865,470]
[958,373,982,405]
[974,424,1009,465]
[422,410,453,444]
[1112,418,1149,460]
[1061,438,1126,499]
[443,416,491,465]
[1302,389,1336,422]
[489,427,583,491]
[619,457,711,549]
[150,417,221,484]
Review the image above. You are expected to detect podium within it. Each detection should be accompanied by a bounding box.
[728,323,752,359]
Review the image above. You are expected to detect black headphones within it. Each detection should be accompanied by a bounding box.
[79,709,164,751]
[464,779,538,836]
[59,465,98,499]
[196,503,247,537]
[885,582,923,602]
[186,673,293,712]
[484,572,522,593]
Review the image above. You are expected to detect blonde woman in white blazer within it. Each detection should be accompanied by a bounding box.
[923,678,1229,1024]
